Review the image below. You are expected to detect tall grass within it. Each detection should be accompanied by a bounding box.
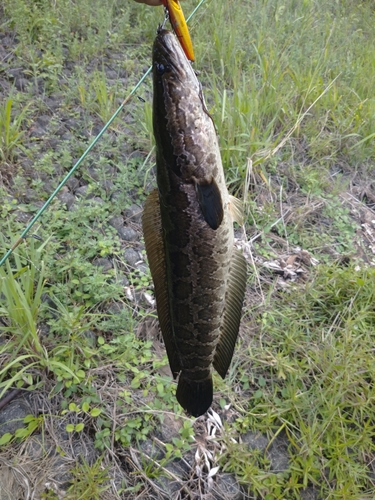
[188,0,375,186]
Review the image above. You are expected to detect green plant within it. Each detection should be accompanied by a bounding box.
[231,263,375,498]
[66,456,111,500]
[0,97,30,162]
[0,414,44,446]
[0,234,84,399]
[90,70,118,123]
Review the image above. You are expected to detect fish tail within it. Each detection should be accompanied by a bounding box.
[176,372,213,417]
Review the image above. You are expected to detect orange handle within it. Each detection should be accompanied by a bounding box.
[162,0,195,61]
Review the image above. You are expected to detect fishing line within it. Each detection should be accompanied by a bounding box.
[0,0,207,267]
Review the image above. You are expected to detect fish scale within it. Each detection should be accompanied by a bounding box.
[142,29,247,417]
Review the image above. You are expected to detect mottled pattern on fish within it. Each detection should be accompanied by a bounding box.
[142,29,247,417]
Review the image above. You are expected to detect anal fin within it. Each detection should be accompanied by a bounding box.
[142,189,181,377]
[213,248,247,378]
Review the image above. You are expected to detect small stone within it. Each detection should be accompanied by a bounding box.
[118,226,138,242]
[47,137,61,149]
[15,77,30,91]
[87,165,100,181]
[64,118,80,131]
[90,196,105,205]
[6,68,23,80]
[52,456,72,489]
[139,439,164,461]
[300,486,319,500]
[142,292,155,307]
[75,185,94,199]
[55,125,68,137]
[23,433,52,460]
[41,293,55,309]
[107,301,125,314]
[65,176,80,192]
[43,95,61,111]
[43,181,57,195]
[242,431,268,453]
[30,126,47,139]
[0,398,33,437]
[14,210,32,223]
[110,190,126,203]
[108,216,124,230]
[36,115,51,127]
[32,77,46,94]
[93,257,113,272]
[124,248,140,267]
[137,263,148,275]
[38,323,50,337]
[117,276,129,287]
[125,204,142,223]
[124,286,135,301]
[213,473,243,500]
[58,192,76,210]
[61,131,74,142]
[102,179,115,191]
[106,70,118,80]
[24,188,38,203]
[83,330,97,348]
[267,435,290,472]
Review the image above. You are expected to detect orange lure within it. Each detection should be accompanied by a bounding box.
[162,0,195,61]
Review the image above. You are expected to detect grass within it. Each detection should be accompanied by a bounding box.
[224,263,375,498]
[0,96,30,163]
[1,0,375,498]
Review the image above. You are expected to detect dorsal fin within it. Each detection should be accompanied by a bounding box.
[142,189,181,377]
[213,248,247,378]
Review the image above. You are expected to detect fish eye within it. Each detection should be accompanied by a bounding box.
[156,63,166,75]
[156,63,172,76]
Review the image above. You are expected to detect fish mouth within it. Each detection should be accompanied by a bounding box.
[153,29,192,81]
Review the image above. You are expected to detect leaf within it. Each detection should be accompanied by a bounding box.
[82,402,90,412]
[0,433,13,445]
[15,428,29,438]
[90,408,102,417]
[254,390,264,399]
[208,466,220,478]
[75,423,85,432]
[23,414,36,423]
[66,424,75,433]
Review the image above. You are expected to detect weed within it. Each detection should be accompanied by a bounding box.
[66,456,111,500]
[230,263,375,497]
[0,96,30,162]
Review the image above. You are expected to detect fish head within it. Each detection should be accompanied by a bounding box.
[152,29,205,183]
[152,29,198,93]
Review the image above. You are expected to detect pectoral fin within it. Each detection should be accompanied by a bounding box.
[142,189,181,377]
[213,248,247,378]
[194,177,223,230]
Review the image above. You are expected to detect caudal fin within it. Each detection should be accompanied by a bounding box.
[176,373,213,417]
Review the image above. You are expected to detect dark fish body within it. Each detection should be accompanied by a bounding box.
[142,30,247,417]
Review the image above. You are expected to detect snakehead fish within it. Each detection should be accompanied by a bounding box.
[142,29,247,417]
